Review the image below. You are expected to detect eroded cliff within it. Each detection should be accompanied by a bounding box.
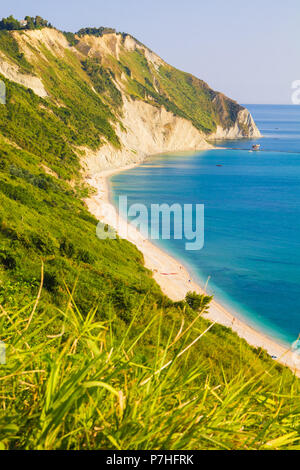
[0,27,261,173]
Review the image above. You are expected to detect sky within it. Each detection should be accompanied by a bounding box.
[1,0,299,104]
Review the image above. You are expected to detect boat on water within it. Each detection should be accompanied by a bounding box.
[252,144,261,151]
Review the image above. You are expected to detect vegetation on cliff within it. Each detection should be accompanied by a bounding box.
[1,288,300,450]
[76,26,117,37]
[0,17,248,135]
[0,15,52,31]
[0,24,295,450]
[115,48,242,133]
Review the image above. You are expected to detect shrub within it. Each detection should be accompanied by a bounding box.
[185,291,212,312]
[0,248,16,269]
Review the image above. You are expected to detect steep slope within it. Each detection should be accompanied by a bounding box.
[0,27,260,172]
[74,30,260,136]
[0,24,262,349]
[1,23,300,452]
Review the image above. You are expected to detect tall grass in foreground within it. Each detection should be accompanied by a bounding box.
[0,286,300,450]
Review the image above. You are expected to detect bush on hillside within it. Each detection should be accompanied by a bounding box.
[185,291,212,313]
[0,15,52,31]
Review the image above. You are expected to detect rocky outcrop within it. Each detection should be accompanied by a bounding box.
[3,27,261,172]
[82,97,212,173]
[210,108,261,140]
[0,53,48,98]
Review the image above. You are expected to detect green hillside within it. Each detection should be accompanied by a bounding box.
[116,47,242,133]
[0,20,299,450]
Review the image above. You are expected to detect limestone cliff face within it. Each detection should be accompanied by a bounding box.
[0,28,261,172]
[209,108,261,140]
[82,97,212,174]
[73,31,261,171]
[0,52,47,98]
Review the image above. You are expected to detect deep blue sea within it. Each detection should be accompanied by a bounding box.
[110,105,300,346]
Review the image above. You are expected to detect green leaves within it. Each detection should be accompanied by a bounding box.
[0,31,33,72]
[0,27,298,451]
[0,286,299,450]
[0,416,19,450]
[185,291,212,312]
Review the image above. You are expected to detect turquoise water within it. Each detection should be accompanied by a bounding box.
[110,105,300,346]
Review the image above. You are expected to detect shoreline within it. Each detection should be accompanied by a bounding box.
[85,159,300,376]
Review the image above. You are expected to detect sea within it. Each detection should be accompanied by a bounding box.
[110,105,300,346]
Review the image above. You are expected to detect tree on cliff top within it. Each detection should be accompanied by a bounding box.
[0,15,52,31]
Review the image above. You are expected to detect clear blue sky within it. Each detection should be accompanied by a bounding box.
[1,0,299,104]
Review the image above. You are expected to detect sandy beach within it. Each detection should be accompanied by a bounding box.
[85,163,300,376]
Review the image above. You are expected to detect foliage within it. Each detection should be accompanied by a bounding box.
[117,48,243,133]
[185,291,212,312]
[24,16,52,30]
[0,25,293,451]
[76,27,116,37]
[0,290,299,450]
[62,31,79,47]
[0,134,159,317]
[0,31,33,72]
[0,50,120,179]
[82,58,122,108]
[0,15,52,31]
[0,132,298,449]
[0,15,21,31]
